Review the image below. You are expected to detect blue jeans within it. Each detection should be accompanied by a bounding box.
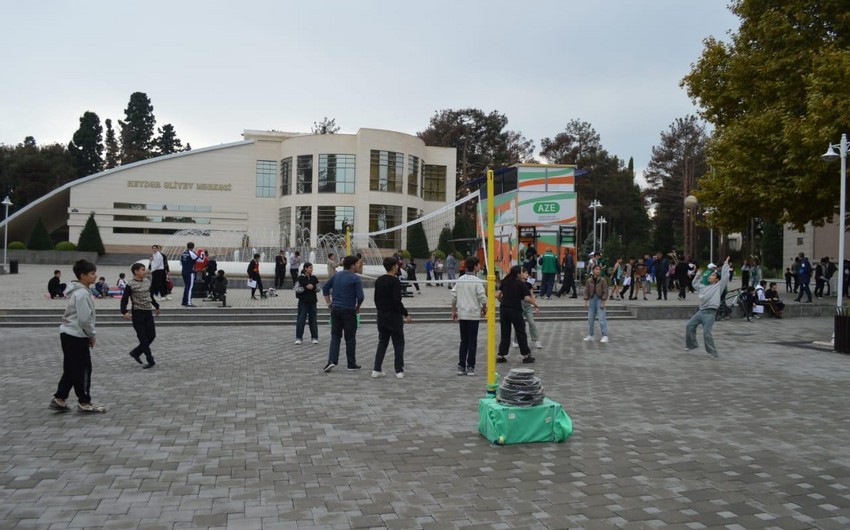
[587,296,608,337]
[327,307,358,367]
[541,273,556,298]
[685,308,718,356]
[295,300,318,340]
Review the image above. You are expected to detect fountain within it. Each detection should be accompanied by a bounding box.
[159,228,386,279]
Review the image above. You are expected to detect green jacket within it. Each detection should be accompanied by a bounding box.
[539,251,560,274]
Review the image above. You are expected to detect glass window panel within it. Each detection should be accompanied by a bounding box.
[318,154,356,194]
[370,150,403,193]
[317,206,355,236]
[280,157,292,196]
[297,155,313,194]
[255,160,277,198]
[423,164,447,201]
[369,204,402,249]
[407,155,420,196]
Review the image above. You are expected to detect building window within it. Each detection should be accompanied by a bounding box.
[113,202,212,224]
[369,204,402,249]
[423,164,447,201]
[318,154,356,194]
[279,207,292,246]
[296,205,312,246]
[297,155,313,194]
[256,160,277,198]
[370,150,404,192]
[281,157,292,196]
[318,206,354,236]
[407,155,420,197]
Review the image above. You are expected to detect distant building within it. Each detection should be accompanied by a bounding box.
[2,128,457,253]
[784,219,849,266]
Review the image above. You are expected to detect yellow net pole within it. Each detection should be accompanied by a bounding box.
[345,227,351,256]
[486,169,498,397]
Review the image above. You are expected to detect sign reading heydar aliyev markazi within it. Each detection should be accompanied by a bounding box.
[126,180,232,191]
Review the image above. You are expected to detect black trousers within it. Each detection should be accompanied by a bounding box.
[499,306,530,356]
[251,277,264,298]
[130,310,156,364]
[289,268,299,286]
[458,319,480,369]
[656,276,668,299]
[557,273,576,296]
[151,269,167,297]
[374,311,405,373]
[55,333,92,404]
[275,267,287,289]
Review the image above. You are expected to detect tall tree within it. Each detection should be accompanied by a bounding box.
[77,212,105,255]
[643,116,709,255]
[311,117,340,134]
[682,0,850,231]
[540,121,651,257]
[0,138,75,211]
[154,123,184,156]
[68,111,104,177]
[418,108,530,199]
[104,118,119,169]
[119,92,156,164]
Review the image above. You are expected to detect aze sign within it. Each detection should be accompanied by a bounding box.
[533,202,560,214]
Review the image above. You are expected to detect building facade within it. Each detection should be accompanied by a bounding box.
[8,128,456,254]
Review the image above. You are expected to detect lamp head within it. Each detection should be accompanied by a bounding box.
[821,145,839,163]
[1,196,11,207]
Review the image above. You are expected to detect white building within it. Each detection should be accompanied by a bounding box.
[3,128,457,254]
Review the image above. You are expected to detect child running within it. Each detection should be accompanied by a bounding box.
[49,259,106,413]
[120,262,161,369]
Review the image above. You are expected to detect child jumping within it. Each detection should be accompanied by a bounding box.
[49,259,106,413]
[120,262,161,369]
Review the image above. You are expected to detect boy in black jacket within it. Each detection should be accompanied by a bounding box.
[120,263,160,369]
[295,262,320,344]
[372,257,412,379]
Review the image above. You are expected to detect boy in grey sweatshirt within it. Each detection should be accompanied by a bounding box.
[49,260,106,413]
[685,256,732,358]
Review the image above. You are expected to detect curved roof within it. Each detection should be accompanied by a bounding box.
[0,140,253,242]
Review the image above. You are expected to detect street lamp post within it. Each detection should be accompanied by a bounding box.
[2,196,12,272]
[589,200,602,253]
[821,134,847,310]
[596,216,607,249]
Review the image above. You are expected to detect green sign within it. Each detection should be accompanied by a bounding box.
[533,201,560,214]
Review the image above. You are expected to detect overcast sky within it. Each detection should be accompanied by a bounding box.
[1,1,738,183]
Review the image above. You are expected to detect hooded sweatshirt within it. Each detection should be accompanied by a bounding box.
[692,262,731,311]
[59,281,96,338]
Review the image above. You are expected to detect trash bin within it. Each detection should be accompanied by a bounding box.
[9,259,18,274]
[835,309,850,354]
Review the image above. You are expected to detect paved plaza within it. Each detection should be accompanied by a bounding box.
[1,278,849,530]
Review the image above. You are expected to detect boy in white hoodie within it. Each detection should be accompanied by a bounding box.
[49,259,106,413]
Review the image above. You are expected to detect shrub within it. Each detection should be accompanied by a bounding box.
[406,222,430,259]
[76,213,105,255]
[399,249,411,259]
[55,241,77,251]
[437,226,454,257]
[27,217,53,250]
[431,249,446,260]
[8,241,25,250]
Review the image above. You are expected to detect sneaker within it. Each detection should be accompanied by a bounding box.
[48,398,70,412]
[78,403,106,413]
[522,355,536,364]
[583,335,594,342]
[600,336,609,343]
[511,341,519,348]
[371,370,386,378]
[347,364,362,370]
[466,368,475,376]
[130,352,143,364]
[535,341,542,349]
[496,355,507,363]
[142,362,156,369]
[323,363,336,373]
[311,339,319,344]
[294,339,303,345]
[457,366,467,376]
[396,372,404,379]
[164,296,172,301]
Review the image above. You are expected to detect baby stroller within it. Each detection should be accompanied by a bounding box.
[715,288,739,321]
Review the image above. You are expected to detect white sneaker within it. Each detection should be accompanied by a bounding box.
[396,372,405,379]
[294,339,303,345]
[600,336,609,343]
[511,341,519,348]
[311,339,319,344]
[535,341,542,349]
[583,335,594,342]
[371,370,386,378]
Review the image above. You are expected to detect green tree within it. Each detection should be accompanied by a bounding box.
[119,92,156,164]
[104,118,119,169]
[601,231,624,262]
[77,213,105,255]
[406,222,429,258]
[27,217,53,250]
[154,123,184,156]
[643,116,709,255]
[0,138,76,211]
[682,0,850,231]
[68,111,104,177]
[418,108,534,199]
[437,225,454,257]
[311,117,340,134]
[760,220,784,271]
